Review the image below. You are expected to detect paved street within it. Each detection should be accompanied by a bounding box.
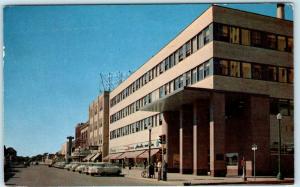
[4,165,168,186]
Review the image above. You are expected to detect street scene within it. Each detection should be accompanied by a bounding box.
[4,2,294,186]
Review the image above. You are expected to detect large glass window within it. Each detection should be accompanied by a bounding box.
[242,62,251,79]
[192,36,198,53]
[174,77,180,90]
[179,76,184,88]
[204,61,211,78]
[230,27,240,44]
[278,99,289,116]
[159,61,165,74]
[278,67,287,82]
[267,66,277,81]
[214,59,229,76]
[185,71,191,86]
[252,64,263,80]
[277,36,286,51]
[287,37,293,52]
[198,65,204,81]
[265,34,276,49]
[215,23,229,42]
[288,68,293,83]
[241,29,251,46]
[164,83,170,95]
[186,41,191,57]
[165,57,169,71]
[179,47,184,61]
[203,27,211,44]
[169,53,174,67]
[174,50,179,65]
[229,61,240,77]
[192,68,197,84]
[197,32,204,49]
[159,86,164,98]
[251,31,262,47]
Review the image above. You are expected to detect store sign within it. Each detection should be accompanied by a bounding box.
[110,139,160,153]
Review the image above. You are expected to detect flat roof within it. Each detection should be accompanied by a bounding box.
[111,4,293,96]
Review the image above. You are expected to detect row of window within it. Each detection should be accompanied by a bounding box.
[89,104,103,118]
[109,56,293,124]
[159,59,213,98]
[214,58,293,83]
[110,24,213,107]
[270,98,293,116]
[214,22,293,52]
[110,59,214,124]
[110,22,293,108]
[110,92,152,123]
[110,113,163,140]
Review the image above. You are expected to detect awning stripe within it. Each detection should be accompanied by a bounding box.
[137,149,160,158]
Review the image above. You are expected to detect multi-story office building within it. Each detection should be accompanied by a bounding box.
[88,91,110,160]
[107,5,293,176]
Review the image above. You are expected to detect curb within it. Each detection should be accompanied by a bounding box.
[183,179,294,185]
[124,175,178,185]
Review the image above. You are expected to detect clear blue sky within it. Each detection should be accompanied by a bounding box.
[4,3,293,157]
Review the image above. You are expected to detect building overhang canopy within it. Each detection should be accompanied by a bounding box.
[140,87,211,112]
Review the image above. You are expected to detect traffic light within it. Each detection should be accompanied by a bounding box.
[159,135,166,144]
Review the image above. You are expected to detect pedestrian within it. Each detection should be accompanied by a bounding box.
[163,161,168,181]
[157,160,162,181]
[143,160,147,169]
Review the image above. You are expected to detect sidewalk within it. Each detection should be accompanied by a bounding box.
[121,168,294,185]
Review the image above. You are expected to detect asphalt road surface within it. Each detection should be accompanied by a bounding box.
[5,165,165,186]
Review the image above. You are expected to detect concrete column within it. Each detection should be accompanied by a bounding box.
[179,105,194,174]
[195,100,210,175]
[163,111,180,173]
[209,93,226,177]
[250,95,271,175]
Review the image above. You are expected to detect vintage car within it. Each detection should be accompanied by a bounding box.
[88,162,121,176]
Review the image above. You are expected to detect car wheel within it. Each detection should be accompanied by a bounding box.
[117,170,121,175]
[91,173,94,176]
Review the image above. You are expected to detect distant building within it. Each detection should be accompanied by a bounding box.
[60,142,68,159]
[87,91,110,161]
[75,122,89,149]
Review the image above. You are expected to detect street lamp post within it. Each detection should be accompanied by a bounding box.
[78,146,81,162]
[276,113,284,180]
[148,124,152,178]
[251,144,257,180]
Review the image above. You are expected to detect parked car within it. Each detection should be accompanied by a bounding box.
[82,162,96,174]
[64,163,73,170]
[53,161,66,169]
[70,163,80,171]
[88,162,121,176]
[75,163,87,173]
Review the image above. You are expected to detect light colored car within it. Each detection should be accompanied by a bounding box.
[75,163,87,173]
[70,163,81,171]
[64,163,73,170]
[82,162,95,174]
[88,162,121,176]
[53,162,66,169]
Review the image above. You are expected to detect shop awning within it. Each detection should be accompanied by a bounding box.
[91,153,101,162]
[83,153,97,161]
[109,152,124,160]
[137,149,160,159]
[118,150,146,159]
[102,155,110,161]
